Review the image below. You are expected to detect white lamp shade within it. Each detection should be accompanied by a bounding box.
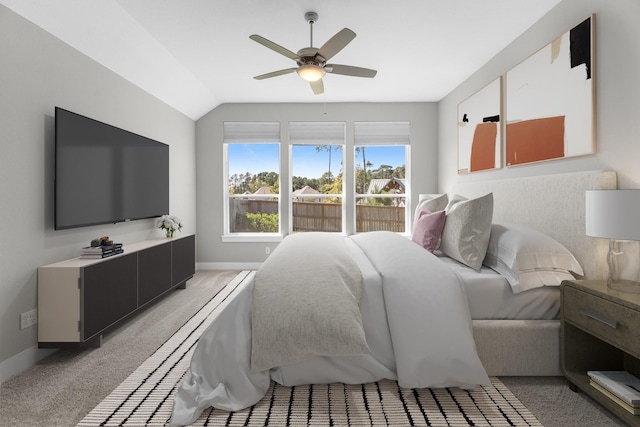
[585,189,640,240]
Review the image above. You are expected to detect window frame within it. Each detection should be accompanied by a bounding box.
[288,122,346,234]
[353,122,411,235]
[222,122,282,243]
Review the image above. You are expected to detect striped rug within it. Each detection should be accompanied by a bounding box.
[79,270,543,426]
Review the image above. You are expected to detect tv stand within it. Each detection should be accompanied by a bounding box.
[37,234,195,348]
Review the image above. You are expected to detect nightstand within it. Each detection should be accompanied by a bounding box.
[561,279,640,426]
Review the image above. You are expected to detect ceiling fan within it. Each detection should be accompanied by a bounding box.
[250,12,377,95]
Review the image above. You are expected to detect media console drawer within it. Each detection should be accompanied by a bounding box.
[563,285,640,359]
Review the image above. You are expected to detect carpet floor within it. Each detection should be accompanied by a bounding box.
[0,270,626,427]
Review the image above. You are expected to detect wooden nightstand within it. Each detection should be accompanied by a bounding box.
[561,279,640,426]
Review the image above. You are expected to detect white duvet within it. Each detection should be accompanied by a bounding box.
[170,231,489,426]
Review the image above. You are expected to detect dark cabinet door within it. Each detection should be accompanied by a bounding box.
[172,234,195,286]
[82,253,137,340]
[138,242,172,306]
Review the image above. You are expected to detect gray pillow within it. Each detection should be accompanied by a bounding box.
[440,193,493,270]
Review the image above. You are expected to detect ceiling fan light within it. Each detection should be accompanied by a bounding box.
[297,64,325,82]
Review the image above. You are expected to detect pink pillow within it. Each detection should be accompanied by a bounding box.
[412,208,446,252]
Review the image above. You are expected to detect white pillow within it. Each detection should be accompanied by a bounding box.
[439,192,493,270]
[483,222,584,293]
[413,194,448,232]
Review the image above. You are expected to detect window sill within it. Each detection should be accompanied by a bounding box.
[221,234,284,243]
[222,231,410,243]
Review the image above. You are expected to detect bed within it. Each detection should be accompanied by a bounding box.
[453,170,616,376]
[170,169,616,426]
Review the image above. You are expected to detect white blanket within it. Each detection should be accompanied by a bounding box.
[251,233,369,372]
[351,232,490,389]
[171,231,489,426]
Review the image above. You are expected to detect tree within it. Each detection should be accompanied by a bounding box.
[355,167,368,196]
[315,145,341,183]
[393,165,405,179]
[371,164,393,179]
[228,171,253,194]
[355,146,374,193]
[324,173,343,204]
[292,176,320,192]
[367,185,393,206]
[255,171,278,187]
[229,171,281,195]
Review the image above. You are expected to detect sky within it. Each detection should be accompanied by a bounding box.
[228,144,406,179]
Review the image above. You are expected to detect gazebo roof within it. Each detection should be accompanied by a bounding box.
[366,178,405,194]
[292,185,320,195]
[253,186,272,195]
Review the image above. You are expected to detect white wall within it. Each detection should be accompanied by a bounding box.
[0,6,196,381]
[195,103,437,266]
[438,0,640,191]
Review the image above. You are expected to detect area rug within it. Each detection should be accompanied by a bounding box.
[79,270,542,426]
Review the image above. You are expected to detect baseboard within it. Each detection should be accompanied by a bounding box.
[197,262,261,270]
[0,345,56,384]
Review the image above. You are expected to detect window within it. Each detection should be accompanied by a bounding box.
[354,122,410,233]
[222,121,410,240]
[289,122,345,233]
[224,122,280,237]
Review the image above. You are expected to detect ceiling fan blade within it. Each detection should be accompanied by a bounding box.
[310,79,324,95]
[317,28,356,61]
[253,68,297,80]
[250,34,299,60]
[325,64,377,78]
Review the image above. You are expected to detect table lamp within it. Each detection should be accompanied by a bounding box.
[585,189,640,293]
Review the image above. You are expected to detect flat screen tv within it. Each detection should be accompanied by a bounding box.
[55,107,169,230]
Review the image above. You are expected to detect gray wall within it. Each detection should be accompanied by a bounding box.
[438,0,640,191]
[195,103,437,267]
[0,6,196,381]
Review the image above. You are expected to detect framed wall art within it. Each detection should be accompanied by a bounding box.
[505,15,595,166]
[457,77,502,174]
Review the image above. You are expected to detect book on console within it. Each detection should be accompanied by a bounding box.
[81,243,123,254]
[590,380,640,415]
[587,371,640,407]
[80,248,124,259]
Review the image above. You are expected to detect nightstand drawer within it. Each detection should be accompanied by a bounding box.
[563,286,640,357]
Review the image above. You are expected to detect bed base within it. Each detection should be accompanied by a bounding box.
[473,319,561,376]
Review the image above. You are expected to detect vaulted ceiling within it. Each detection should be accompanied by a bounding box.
[1,0,562,120]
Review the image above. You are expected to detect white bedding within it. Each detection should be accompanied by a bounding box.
[170,231,490,426]
[251,233,368,372]
[439,257,560,320]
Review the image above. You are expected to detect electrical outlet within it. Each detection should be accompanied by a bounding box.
[265,246,271,255]
[20,309,37,330]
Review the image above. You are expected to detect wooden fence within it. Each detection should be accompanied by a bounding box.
[230,199,405,232]
[355,204,405,232]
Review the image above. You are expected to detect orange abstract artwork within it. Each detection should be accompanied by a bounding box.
[470,122,498,172]
[506,116,565,165]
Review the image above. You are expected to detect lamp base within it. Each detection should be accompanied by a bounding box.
[608,279,640,294]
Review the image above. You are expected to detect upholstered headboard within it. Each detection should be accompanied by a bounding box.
[450,170,617,280]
